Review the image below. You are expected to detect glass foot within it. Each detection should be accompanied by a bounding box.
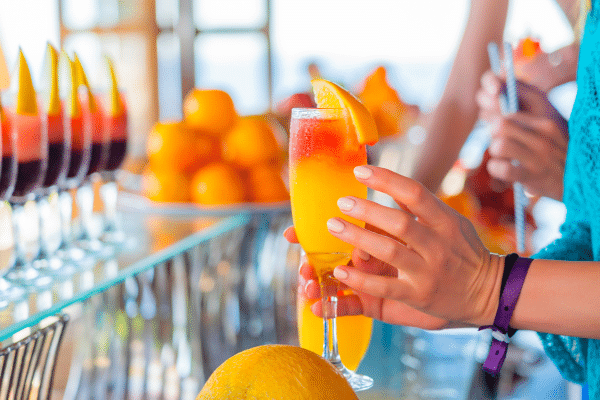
[32,256,78,279]
[0,279,26,310]
[332,360,374,392]
[56,246,96,269]
[76,238,116,260]
[101,229,126,246]
[4,264,53,288]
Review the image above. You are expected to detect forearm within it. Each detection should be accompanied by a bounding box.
[412,0,508,192]
[510,259,600,339]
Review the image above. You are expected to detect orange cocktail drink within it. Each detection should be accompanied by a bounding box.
[289,107,367,275]
[289,79,378,391]
[289,83,378,390]
[290,108,373,372]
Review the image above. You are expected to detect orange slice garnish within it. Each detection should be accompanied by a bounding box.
[311,78,378,145]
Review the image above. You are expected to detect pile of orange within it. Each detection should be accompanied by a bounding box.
[144,89,289,205]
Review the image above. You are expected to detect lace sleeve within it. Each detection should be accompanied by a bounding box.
[529,65,600,385]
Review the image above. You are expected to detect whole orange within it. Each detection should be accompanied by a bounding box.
[222,115,281,168]
[191,162,246,205]
[246,164,289,203]
[143,169,192,203]
[183,89,238,137]
[193,132,222,168]
[147,120,216,174]
[196,344,358,400]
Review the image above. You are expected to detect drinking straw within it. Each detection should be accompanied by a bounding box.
[487,41,527,253]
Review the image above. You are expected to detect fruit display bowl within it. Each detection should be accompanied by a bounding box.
[118,190,290,217]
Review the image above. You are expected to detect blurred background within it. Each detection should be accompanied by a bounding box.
[0,0,576,161]
[0,1,581,398]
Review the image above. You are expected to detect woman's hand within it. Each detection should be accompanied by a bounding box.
[324,166,504,328]
[284,226,454,330]
[477,71,568,200]
[286,165,505,328]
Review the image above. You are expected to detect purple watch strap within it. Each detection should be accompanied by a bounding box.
[482,256,533,375]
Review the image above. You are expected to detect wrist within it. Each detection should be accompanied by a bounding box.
[479,255,534,375]
[473,253,505,327]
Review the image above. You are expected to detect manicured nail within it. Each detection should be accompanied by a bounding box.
[327,218,345,233]
[337,197,355,211]
[334,267,349,280]
[354,166,373,180]
[356,249,371,261]
[304,281,313,295]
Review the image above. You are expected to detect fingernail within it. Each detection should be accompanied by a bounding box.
[304,281,313,295]
[334,267,349,280]
[354,166,373,180]
[327,218,345,233]
[337,197,355,211]
[357,249,371,261]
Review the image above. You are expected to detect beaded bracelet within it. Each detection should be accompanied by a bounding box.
[478,254,533,375]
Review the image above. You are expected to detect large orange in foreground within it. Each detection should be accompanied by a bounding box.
[183,89,238,137]
[196,344,358,400]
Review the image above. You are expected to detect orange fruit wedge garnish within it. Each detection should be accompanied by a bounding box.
[311,78,379,146]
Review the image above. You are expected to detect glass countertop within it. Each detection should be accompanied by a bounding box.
[0,210,251,342]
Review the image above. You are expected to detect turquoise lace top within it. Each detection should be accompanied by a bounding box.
[533,1,600,395]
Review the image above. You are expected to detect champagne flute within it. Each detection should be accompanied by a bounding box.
[31,43,72,276]
[0,92,24,307]
[4,49,50,287]
[99,56,128,245]
[289,107,373,391]
[55,52,92,266]
[72,54,111,256]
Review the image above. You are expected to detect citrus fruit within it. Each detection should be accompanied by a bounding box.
[147,120,218,174]
[246,164,289,203]
[196,344,358,400]
[357,66,416,138]
[222,115,281,168]
[514,37,542,61]
[183,89,238,137]
[143,169,192,203]
[311,78,378,145]
[191,162,246,205]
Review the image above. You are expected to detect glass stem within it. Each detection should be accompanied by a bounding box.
[37,195,49,259]
[58,190,73,251]
[10,201,40,271]
[11,203,26,267]
[100,180,118,234]
[76,182,94,241]
[321,275,342,367]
